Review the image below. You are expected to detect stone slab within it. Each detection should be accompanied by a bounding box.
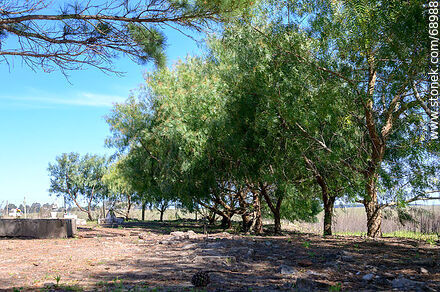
[0,219,76,238]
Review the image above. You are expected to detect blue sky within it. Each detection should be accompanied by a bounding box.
[0,27,202,207]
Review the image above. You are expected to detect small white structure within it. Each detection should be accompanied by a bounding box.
[63,213,78,220]
[98,210,124,225]
[50,203,58,218]
[63,213,86,226]
[8,209,22,218]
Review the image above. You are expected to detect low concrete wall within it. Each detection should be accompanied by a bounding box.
[0,219,76,238]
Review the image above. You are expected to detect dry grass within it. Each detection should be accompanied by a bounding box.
[291,205,440,238]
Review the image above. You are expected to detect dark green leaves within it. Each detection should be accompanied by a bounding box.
[127,24,167,68]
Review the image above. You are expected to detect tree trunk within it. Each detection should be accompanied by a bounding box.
[125,195,132,220]
[260,182,283,234]
[102,200,106,218]
[237,190,252,232]
[208,211,216,225]
[141,200,147,221]
[365,200,382,238]
[318,174,335,236]
[363,59,384,238]
[302,154,336,236]
[87,196,93,221]
[197,200,231,228]
[323,195,336,236]
[253,192,263,235]
[364,175,382,237]
[241,213,252,232]
[71,195,91,220]
[221,215,231,229]
[273,208,281,234]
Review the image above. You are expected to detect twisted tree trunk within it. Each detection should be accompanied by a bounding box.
[198,200,233,229]
[303,155,336,236]
[221,214,232,229]
[261,183,283,234]
[362,59,384,238]
[252,192,263,235]
[207,211,216,225]
[364,174,382,237]
[237,190,252,232]
[323,195,336,236]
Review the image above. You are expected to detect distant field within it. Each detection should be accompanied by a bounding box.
[290,205,440,236]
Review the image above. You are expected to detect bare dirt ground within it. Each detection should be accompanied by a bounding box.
[0,221,439,291]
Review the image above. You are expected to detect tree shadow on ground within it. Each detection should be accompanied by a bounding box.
[81,233,440,291]
[86,221,440,291]
[118,219,232,235]
[4,222,440,291]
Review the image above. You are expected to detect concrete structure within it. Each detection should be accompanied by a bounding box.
[0,219,76,238]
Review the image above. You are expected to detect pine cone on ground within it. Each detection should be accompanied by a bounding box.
[191,271,210,287]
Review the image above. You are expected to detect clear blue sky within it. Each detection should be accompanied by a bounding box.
[0,27,202,207]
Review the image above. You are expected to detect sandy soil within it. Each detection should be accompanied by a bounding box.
[0,222,439,291]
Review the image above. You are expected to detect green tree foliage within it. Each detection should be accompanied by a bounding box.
[106,58,226,222]
[48,153,109,220]
[278,0,439,237]
[102,159,138,220]
[208,20,363,235]
[0,0,255,73]
[104,0,439,238]
[106,29,327,233]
